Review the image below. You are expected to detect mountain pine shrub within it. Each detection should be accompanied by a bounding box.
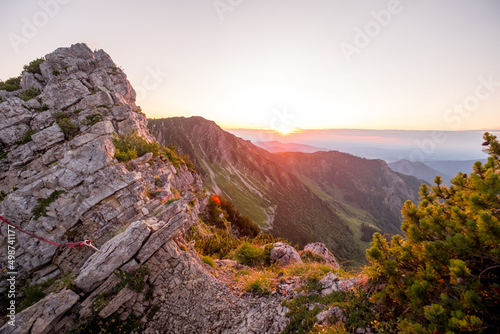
[364,132,500,333]
[20,88,41,101]
[0,77,21,91]
[111,131,195,171]
[23,57,44,74]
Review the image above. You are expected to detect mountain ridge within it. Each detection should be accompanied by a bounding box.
[149,116,361,261]
[149,116,423,262]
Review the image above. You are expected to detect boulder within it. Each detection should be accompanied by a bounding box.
[129,152,153,166]
[21,71,44,91]
[316,306,345,324]
[0,289,79,334]
[319,272,358,295]
[270,242,302,267]
[304,242,339,268]
[74,220,150,292]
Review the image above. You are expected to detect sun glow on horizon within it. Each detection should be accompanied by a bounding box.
[274,126,299,136]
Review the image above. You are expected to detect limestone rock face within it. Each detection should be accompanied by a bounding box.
[0,289,79,334]
[0,43,161,283]
[31,124,65,150]
[270,242,302,267]
[304,242,340,268]
[74,220,151,292]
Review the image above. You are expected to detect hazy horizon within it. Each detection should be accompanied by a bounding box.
[225,127,494,162]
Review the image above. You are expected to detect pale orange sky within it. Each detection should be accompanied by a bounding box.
[1,0,500,131]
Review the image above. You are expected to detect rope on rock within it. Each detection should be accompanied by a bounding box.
[0,216,100,252]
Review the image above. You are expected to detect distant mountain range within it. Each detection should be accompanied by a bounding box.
[389,159,487,185]
[254,141,328,153]
[253,139,486,186]
[226,128,490,162]
[149,117,423,263]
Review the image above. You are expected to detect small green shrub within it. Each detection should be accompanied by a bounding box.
[195,229,239,259]
[145,188,161,199]
[73,108,83,114]
[181,153,196,172]
[39,104,49,111]
[69,312,142,334]
[244,275,273,295]
[52,69,60,76]
[165,198,181,205]
[114,265,150,293]
[237,269,250,276]
[20,88,41,101]
[201,255,216,268]
[57,118,79,139]
[32,190,65,220]
[188,198,197,208]
[112,131,159,162]
[281,292,346,334]
[23,58,44,74]
[214,197,260,237]
[0,77,21,91]
[154,176,163,187]
[18,279,54,311]
[55,273,75,290]
[115,147,137,162]
[53,111,69,121]
[146,305,160,319]
[84,113,103,126]
[0,191,6,201]
[300,250,326,263]
[0,150,8,160]
[309,322,349,334]
[233,242,266,267]
[92,293,109,312]
[15,129,36,145]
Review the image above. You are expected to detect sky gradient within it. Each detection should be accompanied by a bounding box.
[1,0,500,131]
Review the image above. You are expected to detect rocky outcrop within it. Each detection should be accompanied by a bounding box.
[319,272,358,296]
[316,306,345,324]
[0,43,170,283]
[270,242,302,267]
[0,43,317,334]
[304,242,340,268]
[74,220,151,292]
[0,289,79,334]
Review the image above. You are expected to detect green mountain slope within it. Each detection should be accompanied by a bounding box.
[273,152,422,236]
[148,117,422,263]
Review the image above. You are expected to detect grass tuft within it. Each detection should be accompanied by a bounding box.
[32,190,65,220]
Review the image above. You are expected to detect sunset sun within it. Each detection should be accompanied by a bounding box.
[275,125,297,136]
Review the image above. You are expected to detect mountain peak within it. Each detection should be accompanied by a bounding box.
[0,44,349,334]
